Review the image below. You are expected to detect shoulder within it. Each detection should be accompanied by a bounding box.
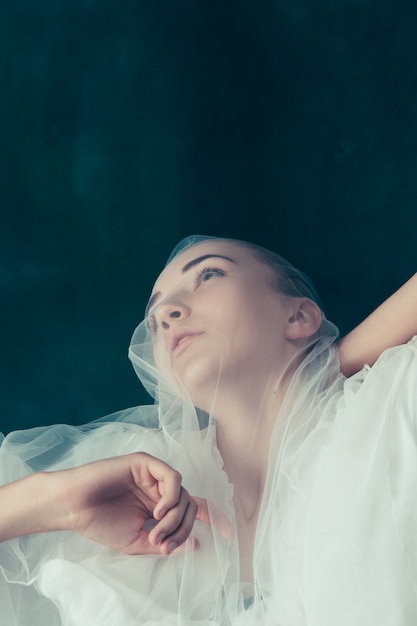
[342,337,417,418]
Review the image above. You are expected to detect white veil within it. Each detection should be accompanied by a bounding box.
[1,235,416,625]
[0,235,341,625]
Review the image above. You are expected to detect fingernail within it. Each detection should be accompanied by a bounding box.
[168,541,178,554]
[157,509,166,518]
[156,533,166,544]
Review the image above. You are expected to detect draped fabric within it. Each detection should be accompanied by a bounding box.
[1,238,416,625]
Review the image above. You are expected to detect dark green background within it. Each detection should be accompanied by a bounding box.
[1,0,416,434]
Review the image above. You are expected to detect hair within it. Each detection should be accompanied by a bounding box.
[166,235,325,312]
[237,241,325,311]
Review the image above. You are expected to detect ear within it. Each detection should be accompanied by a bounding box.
[285,298,323,340]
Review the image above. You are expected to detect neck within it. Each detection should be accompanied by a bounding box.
[213,371,289,522]
[200,357,298,584]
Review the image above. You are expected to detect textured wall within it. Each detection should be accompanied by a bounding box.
[1,0,416,432]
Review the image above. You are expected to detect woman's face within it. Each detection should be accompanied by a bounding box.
[146,240,295,408]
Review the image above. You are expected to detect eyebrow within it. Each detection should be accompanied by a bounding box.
[145,254,236,316]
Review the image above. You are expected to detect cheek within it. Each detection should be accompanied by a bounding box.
[152,336,160,365]
[230,304,280,362]
[152,334,172,375]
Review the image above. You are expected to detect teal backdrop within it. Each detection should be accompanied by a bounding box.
[1,0,416,433]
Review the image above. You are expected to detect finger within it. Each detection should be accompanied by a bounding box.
[158,499,199,556]
[149,493,198,551]
[153,472,184,519]
[148,487,194,544]
[193,497,235,540]
[139,456,184,518]
[171,536,200,555]
[130,454,183,516]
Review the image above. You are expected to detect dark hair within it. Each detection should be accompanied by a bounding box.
[237,241,325,311]
[166,235,325,311]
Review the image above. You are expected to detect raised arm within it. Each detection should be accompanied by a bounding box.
[337,272,417,377]
[0,452,207,556]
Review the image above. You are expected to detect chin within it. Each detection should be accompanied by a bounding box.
[175,360,222,413]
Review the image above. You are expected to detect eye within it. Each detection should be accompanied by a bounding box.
[147,314,158,335]
[197,267,225,283]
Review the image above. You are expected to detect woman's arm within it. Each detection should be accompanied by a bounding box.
[337,272,417,377]
[0,452,207,556]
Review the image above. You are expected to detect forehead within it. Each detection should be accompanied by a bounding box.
[151,240,259,293]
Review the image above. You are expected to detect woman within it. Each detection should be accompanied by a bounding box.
[1,235,416,625]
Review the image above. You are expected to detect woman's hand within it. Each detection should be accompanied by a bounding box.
[59,452,203,555]
[0,453,211,556]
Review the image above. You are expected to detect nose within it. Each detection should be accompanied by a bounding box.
[154,300,190,330]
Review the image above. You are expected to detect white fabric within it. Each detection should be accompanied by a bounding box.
[1,336,417,624]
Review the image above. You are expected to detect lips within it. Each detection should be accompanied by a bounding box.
[170,327,203,354]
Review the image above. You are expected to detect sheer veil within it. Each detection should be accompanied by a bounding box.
[127,235,343,623]
[1,235,416,625]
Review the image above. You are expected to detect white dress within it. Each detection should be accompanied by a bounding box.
[1,337,417,625]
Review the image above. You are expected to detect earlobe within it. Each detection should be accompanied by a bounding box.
[285,299,323,340]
